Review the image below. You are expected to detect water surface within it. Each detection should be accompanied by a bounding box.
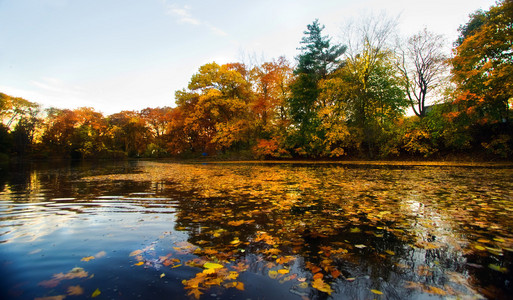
[1,160,512,299]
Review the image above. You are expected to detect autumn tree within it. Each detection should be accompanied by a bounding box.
[41,107,108,158]
[250,57,293,158]
[396,29,448,117]
[450,0,513,156]
[338,15,407,157]
[173,62,253,155]
[451,0,512,124]
[0,92,40,129]
[108,110,149,157]
[288,19,346,156]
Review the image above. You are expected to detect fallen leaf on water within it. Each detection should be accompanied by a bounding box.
[226,271,239,280]
[371,289,383,295]
[489,264,508,273]
[278,269,289,274]
[313,272,323,280]
[67,285,83,296]
[424,285,447,296]
[203,262,223,269]
[129,250,143,257]
[35,296,66,300]
[235,282,244,291]
[385,250,395,255]
[354,244,366,249]
[330,269,341,278]
[474,245,486,251]
[81,256,95,262]
[311,278,333,295]
[268,270,278,279]
[187,288,203,300]
[134,262,144,266]
[202,268,216,275]
[91,288,101,298]
[160,273,165,278]
[228,220,245,226]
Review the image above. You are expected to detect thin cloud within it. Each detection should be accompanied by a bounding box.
[162,2,227,36]
[165,4,201,25]
[206,24,228,36]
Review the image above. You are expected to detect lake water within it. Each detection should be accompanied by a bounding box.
[1,160,512,300]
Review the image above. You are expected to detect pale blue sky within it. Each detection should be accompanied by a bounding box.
[0,0,497,114]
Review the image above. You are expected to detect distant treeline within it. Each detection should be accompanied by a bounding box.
[1,0,512,161]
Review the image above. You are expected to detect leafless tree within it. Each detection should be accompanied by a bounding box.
[396,28,448,117]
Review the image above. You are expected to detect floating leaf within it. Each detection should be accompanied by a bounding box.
[312,278,333,295]
[187,288,203,300]
[474,245,486,251]
[129,250,143,257]
[278,269,289,274]
[424,285,447,296]
[371,289,383,295]
[330,269,341,278]
[67,285,84,296]
[489,264,508,273]
[268,270,278,279]
[354,244,366,249]
[228,220,245,226]
[35,296,66,300]
[92,288,101,298]
[134,262,144,266]
[204,262,223,269]
[81,256,95,262]
[235,282,244,291]
[160,273,165,278]
[385,250,395,255]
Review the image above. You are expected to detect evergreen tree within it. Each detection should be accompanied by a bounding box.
[288,20,346,156]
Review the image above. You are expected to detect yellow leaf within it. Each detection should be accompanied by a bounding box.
[312,278,333,295]
[474,245,486,251]
[160,273,165,278]
[385,250,395,255]
[129,250,143,257]
[134,261,144,266]
[489,264,508,273]
[371,289,383,295]
[235,282,244,291]
[202,268,216,275]
[92,288,101,298]
[226,271,239,280]
[268,270,278,279]
[81,256,95,262]
[277,269,289,274]
[204,262,223,269]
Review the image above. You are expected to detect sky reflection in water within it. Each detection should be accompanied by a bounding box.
[0,161,512,300]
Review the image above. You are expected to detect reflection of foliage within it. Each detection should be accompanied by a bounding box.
[84,162,513,299]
